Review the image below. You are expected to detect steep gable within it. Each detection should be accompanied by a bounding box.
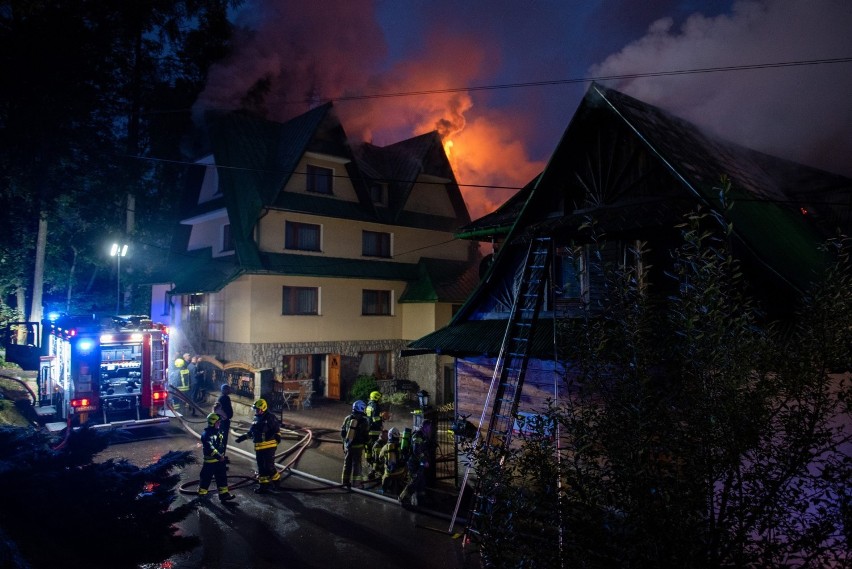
[206,104,338,269]
[352,132,471,230]
[407,83,852,357]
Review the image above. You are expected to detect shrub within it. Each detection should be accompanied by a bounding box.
[348,374,378,403]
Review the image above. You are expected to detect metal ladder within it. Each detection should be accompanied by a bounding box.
[152,339,166,382]
[449,237,553,539]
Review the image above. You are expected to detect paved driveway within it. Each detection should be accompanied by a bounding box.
[98,416,476,569]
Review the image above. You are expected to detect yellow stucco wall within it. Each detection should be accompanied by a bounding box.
[404,177,458,217]
[219,274,412,343]
[257,210,469,263]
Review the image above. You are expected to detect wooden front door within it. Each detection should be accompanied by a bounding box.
[327,354,341,400]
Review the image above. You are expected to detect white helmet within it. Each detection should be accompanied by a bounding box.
[388,427,400,441]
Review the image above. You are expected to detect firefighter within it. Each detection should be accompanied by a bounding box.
[235,398,282,494]
[340,400,369,489]
[399,427,431,507]
[187,355,201,409]
[378,427,407,495]
[198,413,236,502]
[365,390,385,476]
[213,384,234,452]
[170,357,190,414]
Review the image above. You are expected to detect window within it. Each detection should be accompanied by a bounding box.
[556,249,585,300]
[369,183,386,205]
[362,289,392,315]
[621,240,646,290]
[208,292,224,341]
[282,286,319,315]
[358,351,393,379]
[285,221,321,251]
[553,247,588,314]
[282,355,311,378]
[221,223,234,253]
[362,230,391,258]
[306,164,333,195]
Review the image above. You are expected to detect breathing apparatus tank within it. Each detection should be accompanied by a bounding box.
[400,427,412,455]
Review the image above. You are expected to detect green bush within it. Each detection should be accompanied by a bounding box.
[388,391,409,407]
[348,375,378,403]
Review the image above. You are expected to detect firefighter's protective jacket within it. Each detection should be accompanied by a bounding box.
[201,426,226,463]
[379,441,406,477]
[246,410,280,451]
[365,400,383,436]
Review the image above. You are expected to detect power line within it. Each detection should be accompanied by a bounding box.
[141,56,852,114]
[310,57,852,104]
[125,153,850,207]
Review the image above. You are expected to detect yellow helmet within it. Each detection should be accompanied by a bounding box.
[206,413,221,427]
[369,391,382,402]
[174,358,185,368]
[253,398,268,413]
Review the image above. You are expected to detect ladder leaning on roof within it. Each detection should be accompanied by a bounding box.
[448,237,553,543]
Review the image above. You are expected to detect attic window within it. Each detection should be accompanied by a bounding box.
[306,165,333,195]
[221,223,234,253]
[370,183,386,205]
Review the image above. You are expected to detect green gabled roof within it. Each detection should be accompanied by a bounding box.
[458,84,848,294]
[352,132,471,227]
[169,251,243,294]
[207,104,335,270]
[590,83,843,292]
[402,319,556,358]
[455,175,539,240]
[400,258,481,303]
[259,252,419,280]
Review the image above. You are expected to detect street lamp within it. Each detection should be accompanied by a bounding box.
[413,389,430,429]
[110,242,128,314]
[417,389,430,409]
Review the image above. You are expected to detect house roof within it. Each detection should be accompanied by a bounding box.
[399,258,482,303]
[207,104,336,270]
[459,82,850,293]
[402,319,556,359]
[168,105,477,296]
[167,251,243,295]
[406,82,852,358]
[351,132,471,227]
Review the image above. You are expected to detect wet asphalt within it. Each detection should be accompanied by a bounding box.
[95,399,478,569]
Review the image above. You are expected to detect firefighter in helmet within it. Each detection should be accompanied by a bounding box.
[365,390,385,476]
[399,427,432,507]
[235,398,282,494]
[340,400,369,489]
[378,427,407,495]
[169,357,190,413]
[198,413,236,502]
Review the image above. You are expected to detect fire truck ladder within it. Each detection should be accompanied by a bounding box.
[449,237,553,540]
[152,339,165,382]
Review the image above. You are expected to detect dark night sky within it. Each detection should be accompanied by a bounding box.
[194,0,852,218]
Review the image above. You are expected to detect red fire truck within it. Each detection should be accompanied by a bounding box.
[3,315,171,430]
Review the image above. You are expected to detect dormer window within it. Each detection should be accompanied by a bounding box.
[370,182,386,205]
[221,223,234,253]
[307,165,333,195]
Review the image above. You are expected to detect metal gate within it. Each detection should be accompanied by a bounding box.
[430,405,458,485]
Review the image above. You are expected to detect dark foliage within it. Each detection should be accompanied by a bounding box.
[465,206,851,568]
[0,426,198,569]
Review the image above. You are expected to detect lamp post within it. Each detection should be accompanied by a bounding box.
[414,389,430,428]
[110,242,128,314]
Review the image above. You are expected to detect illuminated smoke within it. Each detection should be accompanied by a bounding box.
[194,0,543,217]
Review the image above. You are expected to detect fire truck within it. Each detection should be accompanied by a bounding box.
[3,315,171,430]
